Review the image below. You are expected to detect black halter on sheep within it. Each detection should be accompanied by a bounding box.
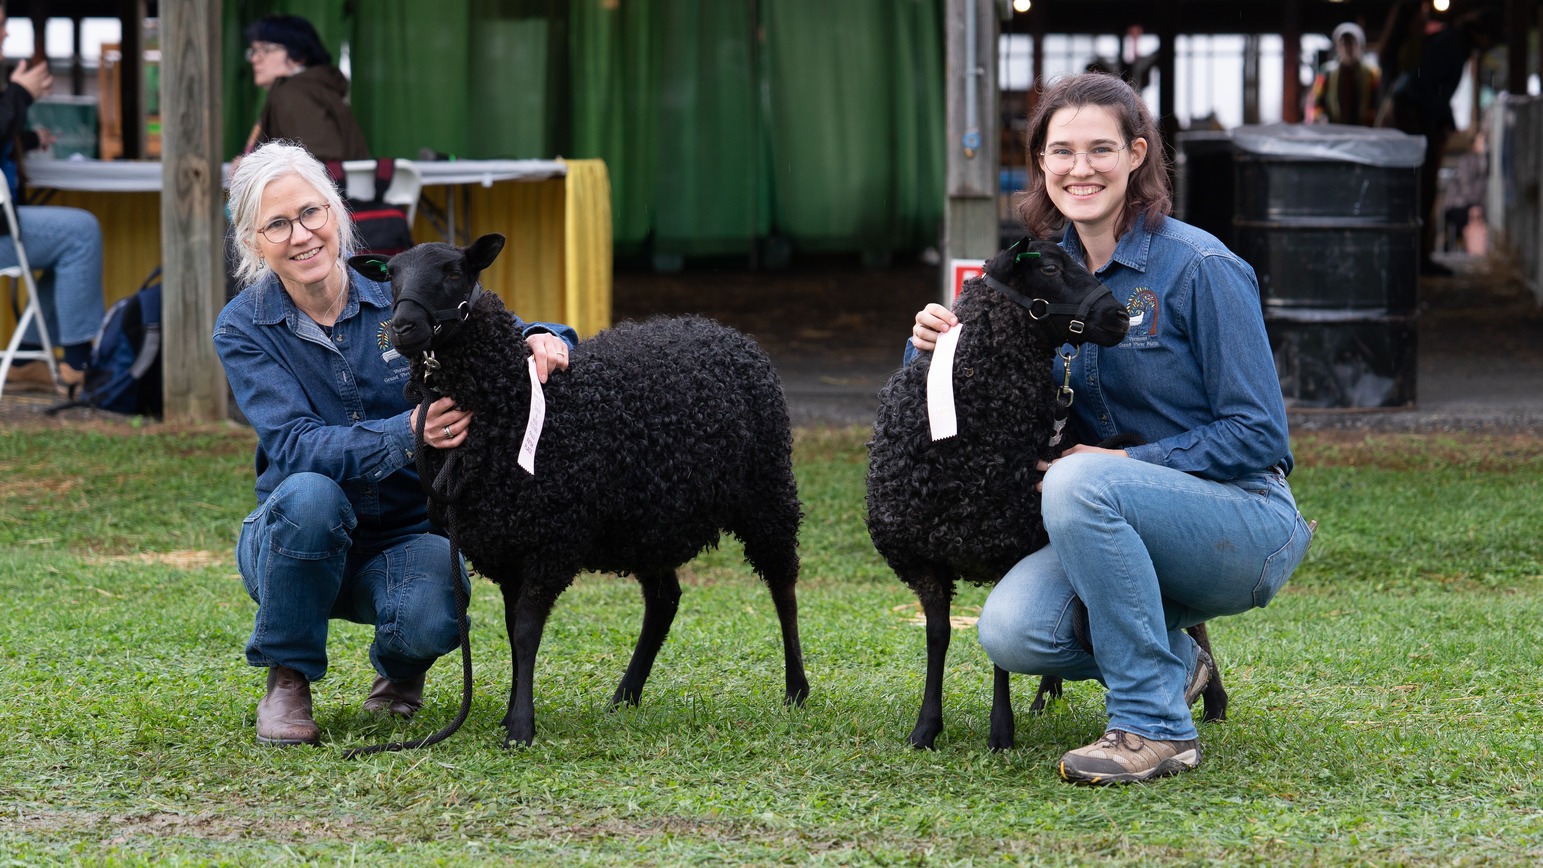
[350,235,808,748]
[865,239,1136,751]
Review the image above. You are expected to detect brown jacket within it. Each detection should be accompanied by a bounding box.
[251,65,370,161]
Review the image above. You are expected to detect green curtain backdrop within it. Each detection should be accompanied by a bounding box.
[569,0,658,254]
[219,0,944,259]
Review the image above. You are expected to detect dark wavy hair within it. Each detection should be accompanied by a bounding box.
[244,14,332,68]
[1015,72,1171,241]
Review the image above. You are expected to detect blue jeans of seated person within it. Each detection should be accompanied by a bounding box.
[976,453,1313,743]
[236,472,469,684]
[0,205,106,348]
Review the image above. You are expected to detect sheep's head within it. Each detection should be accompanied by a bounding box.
[978,240,1129,347]
[349,234,506,357]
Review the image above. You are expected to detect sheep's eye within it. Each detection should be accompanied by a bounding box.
[1041,264,1060,276]
[447,269,463,281]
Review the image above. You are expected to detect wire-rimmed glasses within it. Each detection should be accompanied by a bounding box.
[1041,145,1127,175]
[259,204,332,244]
[245,42,284,62]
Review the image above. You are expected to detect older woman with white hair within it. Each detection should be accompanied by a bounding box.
[215,141,575,746]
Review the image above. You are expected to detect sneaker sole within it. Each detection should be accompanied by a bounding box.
[256,733,320,747]
[1058,748,1201,785]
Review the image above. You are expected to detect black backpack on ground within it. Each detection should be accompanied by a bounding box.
[47,266,163,418]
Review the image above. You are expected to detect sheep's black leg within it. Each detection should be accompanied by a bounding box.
[909,578,954,750]
[1028,674,1063,714]
[500,583,556,748]
[609,569,681,709]
[1186,622,1228,722]
[988,665,1016,751]
[735,484,808,706]
[767,579,809,706]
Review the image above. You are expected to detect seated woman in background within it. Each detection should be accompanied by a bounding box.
[0,6,105,396]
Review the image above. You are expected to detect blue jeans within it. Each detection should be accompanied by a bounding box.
[236,472,469,683]
[976,454,1313,742]
[0,205,105,347]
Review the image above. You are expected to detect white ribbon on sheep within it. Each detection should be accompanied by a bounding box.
[927,324,963,441]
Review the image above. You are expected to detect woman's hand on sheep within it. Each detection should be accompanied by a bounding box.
[1035,444,1131,492]
[911,303,959,353]
[527,333,571,383]
[422,396,473,450]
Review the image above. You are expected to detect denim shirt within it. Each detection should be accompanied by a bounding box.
[1057,214,1293,479]
[214,268,576,539]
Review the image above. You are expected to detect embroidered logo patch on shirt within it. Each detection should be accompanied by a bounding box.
[1122,288,1161,349]
[377,320,402,362]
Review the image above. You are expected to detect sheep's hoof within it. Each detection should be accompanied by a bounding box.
[502,722,536,749]
[987,732,1015,752]
[784,685,810,707]
[908,724,941,751]
[608,688,643,711]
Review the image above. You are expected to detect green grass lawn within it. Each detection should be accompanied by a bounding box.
[1,423,1541,865]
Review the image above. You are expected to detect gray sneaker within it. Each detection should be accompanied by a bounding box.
[1058,729,1201,785]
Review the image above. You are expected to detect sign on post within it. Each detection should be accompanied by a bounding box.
[949,259,985,302]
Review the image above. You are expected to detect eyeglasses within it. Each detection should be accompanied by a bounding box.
[1041,145,1127,175]
[259,204,331,243]
[245,42,284,62]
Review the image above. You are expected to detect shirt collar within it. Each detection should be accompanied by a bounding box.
[249,266,393,326]
[1059,211,1156,275]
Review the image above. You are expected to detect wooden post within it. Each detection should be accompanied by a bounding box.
[118,0,146,159]
[160,0,226,422]
[1281,0,1301,123]
[944,0,1001,302]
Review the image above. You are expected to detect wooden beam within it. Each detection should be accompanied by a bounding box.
[159,0,224,421]
[118,0,145,159]
[1507,0,1530,95]
[943,0,1001,300]
[1281,0,1301,123]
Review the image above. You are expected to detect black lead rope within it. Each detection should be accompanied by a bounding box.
[344,388,476,758]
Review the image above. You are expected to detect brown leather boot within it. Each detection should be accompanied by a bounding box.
[362,674,425,718]
[255,665,320,746]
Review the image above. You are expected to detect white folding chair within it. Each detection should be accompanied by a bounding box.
[338,158,422,224]
[0,180,57,398]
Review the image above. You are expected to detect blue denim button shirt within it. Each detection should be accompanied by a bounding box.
[1057,214,1293,479]
[214,268,576,539]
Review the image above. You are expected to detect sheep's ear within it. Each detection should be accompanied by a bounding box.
[348,254,391,282]
[465,234,507,271]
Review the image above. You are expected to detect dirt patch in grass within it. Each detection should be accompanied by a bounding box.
[1293,430,1543,471]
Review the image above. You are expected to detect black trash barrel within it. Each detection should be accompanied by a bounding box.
[1174,130,1235,249]
[1232,124,1425,410]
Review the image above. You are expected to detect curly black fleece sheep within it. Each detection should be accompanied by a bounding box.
[865,239,1135,751]
[352,236,807,748]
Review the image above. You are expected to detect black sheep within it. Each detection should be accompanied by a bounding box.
[868,239,1165,751]
[350,235,808,748]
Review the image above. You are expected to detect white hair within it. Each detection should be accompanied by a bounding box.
[227,140,357,288]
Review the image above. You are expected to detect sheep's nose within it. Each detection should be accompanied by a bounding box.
[388,318,420,346]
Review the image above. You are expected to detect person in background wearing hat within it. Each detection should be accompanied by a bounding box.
[0,2,105,396]
[240,13,369,162]
[1308,23,1380,126]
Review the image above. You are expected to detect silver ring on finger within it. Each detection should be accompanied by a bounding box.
[443,425,453,439]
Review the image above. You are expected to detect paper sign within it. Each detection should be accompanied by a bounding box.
[950,259,986,300]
